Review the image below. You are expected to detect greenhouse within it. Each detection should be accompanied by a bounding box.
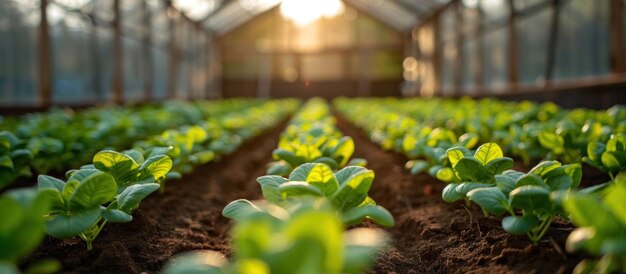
[1,0,625,273]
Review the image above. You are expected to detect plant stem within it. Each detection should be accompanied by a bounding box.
[532,216,554,245]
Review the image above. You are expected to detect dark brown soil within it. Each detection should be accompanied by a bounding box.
[23,120,286,274]
[334,115,585,274]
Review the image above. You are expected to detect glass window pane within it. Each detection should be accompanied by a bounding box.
[0,0,39,106]
[554,0,610,80]
[483,27,508,89]
[516,7,550,85]
[50,5,96,104]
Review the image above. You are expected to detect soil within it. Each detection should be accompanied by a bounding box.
[23,113,595,274]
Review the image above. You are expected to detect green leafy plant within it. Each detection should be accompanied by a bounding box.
[467,160,581,245]
[224,163,394,227]
[267,99,365,176]
[0,188,60,274]
[0,131,33,189]
[583,134,626,183]
[403,127,479,180]
[441,143,514,203]
[38,149,172,250]
[163,200,388,274]
[564,172,626,274]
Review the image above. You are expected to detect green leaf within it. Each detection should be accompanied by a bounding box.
[290,163,339,196]
[37,175,65,192]
[467,187,508,215]
[446,148,465,168]
[485,157,514,175]
[190,150,215,165]
[102,208,133,223]
[67,169,100,182]
[116,183,160,213]
[603,181,626,226]
[587,142,606,162]
[295,144,322,163]
[529,161,561,177]
[564,194,623,233]
[331,136,355,167]
[606,134,626,152]
[495,175,516,195]
[436,167,455,182]
[347,158,367,167]
[46,208,101,239]
[330,170,374,211]
[509,186,552,213]
[68,172,117,211]
[267,161,292,176]
[515,174,546,188]
[474,143,503,165]
[279,181,324,197]
[313,157,339,170]
[273,148,304,167]
[257,175,288,203]
[334,166,369,185]
[502,215,538,235]
[455,182,493,196]
[442,183,463,203]
[454,158,492,182]
[122,149,145,165]
[341,205,395,227]
[222,199,262,220]
[538,132,564,153]
[140,155,173,181]
[601,152,625,170]
[0,155,13,171]
[545,174,573,191]
[93,150,140,187]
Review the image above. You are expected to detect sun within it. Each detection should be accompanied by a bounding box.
[280,0,345,26]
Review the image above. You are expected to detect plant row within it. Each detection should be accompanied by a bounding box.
[0,99,265,189]
[163,98,394,274]
[335,97,626,273]
[0,99,299,274]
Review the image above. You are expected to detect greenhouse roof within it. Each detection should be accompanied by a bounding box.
[46,0,450,35]
[180,0,450,35]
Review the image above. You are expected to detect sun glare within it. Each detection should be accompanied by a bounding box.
[280,0,345,26]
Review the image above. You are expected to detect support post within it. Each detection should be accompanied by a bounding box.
[507,0,518,85]
[38,0,52,108]
[545,0,560,82]
[111,0,123,104]
[610,0,626,73]
[142,0,153,102]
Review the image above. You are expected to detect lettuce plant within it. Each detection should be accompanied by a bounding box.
[0,131,33,189]
[164,200,388,274]
[402,127,479,180]
[38,149,172,250]
[224,163,394,227]
[583,134,626,184]
[442,143,514,203]
[269,135,365,175]
[0,188,60,274]
[467,160,581,245]
[564,172,626,273]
